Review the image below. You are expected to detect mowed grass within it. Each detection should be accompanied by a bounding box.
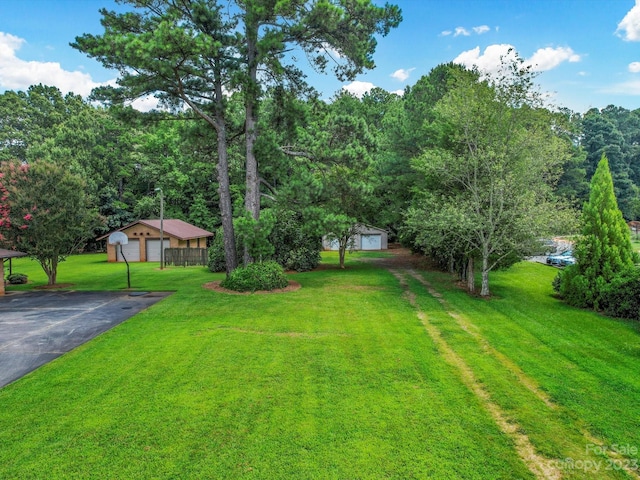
[0,253,639,479]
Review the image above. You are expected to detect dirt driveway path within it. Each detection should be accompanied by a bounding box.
[0,290,171,388]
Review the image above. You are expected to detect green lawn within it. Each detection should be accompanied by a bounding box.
[0,253,638,479]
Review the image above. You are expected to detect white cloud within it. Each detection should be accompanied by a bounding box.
[453,44,581,75]
[453,44,518,74]
[443,25,493,38]
[342,80,376,98]
[630,61,640,73]
[129,95,161,112]
[473,25,490,35]
[391,68,415,82]
[0,32,24,59]
[0,31,112,97]
[392,89,405,96]
[616,0,640,41]
[527,46,581,72]
[320,42,343,59]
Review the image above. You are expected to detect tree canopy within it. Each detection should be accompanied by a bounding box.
[406,60,575,296]
[73,0,401,274]
[0,160,102,285]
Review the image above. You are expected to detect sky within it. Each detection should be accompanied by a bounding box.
[1,0,640,113]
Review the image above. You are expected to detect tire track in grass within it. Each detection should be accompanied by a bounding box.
[388,268,562,480]
[400,267,640,480]
[405,269,556,410]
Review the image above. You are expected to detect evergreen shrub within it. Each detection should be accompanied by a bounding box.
[600,268,640,320]
[220,261,289,292]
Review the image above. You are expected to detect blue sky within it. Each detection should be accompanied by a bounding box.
[1,0,640,113]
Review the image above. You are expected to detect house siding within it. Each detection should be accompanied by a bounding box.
[103,221,212,263]
[322,224,388,251]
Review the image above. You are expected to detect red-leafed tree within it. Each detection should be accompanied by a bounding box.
[0,160,102,285]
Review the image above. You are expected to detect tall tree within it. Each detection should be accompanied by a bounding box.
[581,107,637,219]
[0,160,101,285]
[74,0,401,272]
[238,0,401,262]
[74,1,240,274]
[558,154,637,309]
[408,61,574,296]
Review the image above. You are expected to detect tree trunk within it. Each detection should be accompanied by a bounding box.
[243,17,260,266]
[42,257,57,285]
[480,251,490,297]
[212,79,237,276]
[467,256,475,293]
[339,237,347,269]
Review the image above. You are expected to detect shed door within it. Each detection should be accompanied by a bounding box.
[117,239,140,262]
[361,234,381,250]
[146,239,171,262]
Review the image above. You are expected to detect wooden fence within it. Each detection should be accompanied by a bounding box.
[164,248,208,267]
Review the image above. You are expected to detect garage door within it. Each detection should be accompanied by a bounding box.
[361,234,381,250]
[116,239,140,262]
[146,239,171,262]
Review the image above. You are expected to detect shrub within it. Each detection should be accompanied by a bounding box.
[7,273,28,285]
[556,265,594,308]
[208,227,243,273]
[557,155,636,310]
[220,261,289,292]
[600,268,640,320]
[270,210,321,272]
[208,209,322,273]
[281,246,321,272]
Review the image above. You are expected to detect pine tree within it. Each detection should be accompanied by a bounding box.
[559,154,637,308]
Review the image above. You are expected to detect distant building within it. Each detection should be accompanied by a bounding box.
[322,224,389,251]
[99,219,213,263]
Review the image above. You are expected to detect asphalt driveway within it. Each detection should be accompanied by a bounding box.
[0,290,172,388]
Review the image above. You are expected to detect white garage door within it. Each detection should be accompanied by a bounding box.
[328,238,340,251]
[146,239,171,262]
[361,234,381,250]
[116,239,140,262]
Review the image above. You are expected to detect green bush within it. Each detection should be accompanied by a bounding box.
[209,210,322,273]
[281,246,321,272]
[220,261,289,292]
[208,227,243,273]
[556,265,594,308]
[270,210,321,272]
[600,268,640,320]
[7,273,28,285]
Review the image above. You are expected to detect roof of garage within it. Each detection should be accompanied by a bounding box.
[98,219,214,241]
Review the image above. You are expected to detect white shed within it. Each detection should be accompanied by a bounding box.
[323,224,389,251]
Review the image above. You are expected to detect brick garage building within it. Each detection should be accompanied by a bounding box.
[101,219,213,263]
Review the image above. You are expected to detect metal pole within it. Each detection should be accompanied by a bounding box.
[155,188,164,270]
[120,244,131,289]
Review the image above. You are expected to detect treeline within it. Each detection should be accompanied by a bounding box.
[7,68,640,231]
[2,64,639,290]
